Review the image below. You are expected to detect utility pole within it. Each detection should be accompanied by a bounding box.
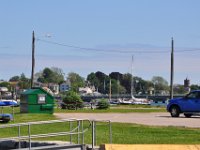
[170,37,174,99]
[31,31,35,88]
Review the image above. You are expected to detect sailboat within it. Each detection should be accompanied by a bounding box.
[130,56,151,105]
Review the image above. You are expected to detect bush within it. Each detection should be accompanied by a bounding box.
[62,91,84,110]
[97,99,110,109]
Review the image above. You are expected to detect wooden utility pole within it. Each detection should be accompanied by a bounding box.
[170,37,174,99]
[31,31,35,88]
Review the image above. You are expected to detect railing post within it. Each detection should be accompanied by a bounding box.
[82,120,84,144]
[69,121,72,144]
[94,121,96,146]
[92,121,95,149]
[18,125,21,149]
[109,120,112,144]
[77,120,80,144]
[28,124,31,149]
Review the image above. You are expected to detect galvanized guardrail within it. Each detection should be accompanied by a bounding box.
[0,118,112,150]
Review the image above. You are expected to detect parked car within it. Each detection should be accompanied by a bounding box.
[167,90,200,117]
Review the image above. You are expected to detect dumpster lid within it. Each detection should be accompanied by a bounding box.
[22,87,54,99]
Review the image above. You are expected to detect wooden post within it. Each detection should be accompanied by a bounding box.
[31,31,35,88]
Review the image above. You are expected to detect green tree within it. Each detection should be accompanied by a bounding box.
[109,72,123,82]
[190,84,200,91]
[152,76,169,92]
[18,73,31,89]
[109,72,126,94]
[50,67,65,84]
[68,72,85,92]
[37,67,64,84]
[0,82,11,90]
[9,76,20,82]
[94,71,109,93]
[87,72,100,88]
[62,91,83,110]
[97,99,110,109]
[121,73,132,94]
[9,73,30,89]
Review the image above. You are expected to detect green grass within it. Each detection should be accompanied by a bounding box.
[107,123,200,144]
[55,108,165,113]
[1,106,200,145]
[55,104,166,113]
[1,104,166,115]
[1,118,200,145]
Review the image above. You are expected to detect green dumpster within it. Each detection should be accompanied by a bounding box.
[20,87,54,114]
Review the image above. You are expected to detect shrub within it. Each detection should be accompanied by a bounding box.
[62,91,84,110]
[97,99,110,109]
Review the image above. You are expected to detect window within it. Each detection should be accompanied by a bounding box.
[38,94,46,104]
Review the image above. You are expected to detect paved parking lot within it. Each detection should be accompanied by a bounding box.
[54,112,200,128]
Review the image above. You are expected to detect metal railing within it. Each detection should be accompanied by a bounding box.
[0,118,112,149]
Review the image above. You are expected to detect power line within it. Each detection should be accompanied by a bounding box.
[36,38,170,54]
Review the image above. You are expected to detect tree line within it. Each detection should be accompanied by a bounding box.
[1,67,199,95]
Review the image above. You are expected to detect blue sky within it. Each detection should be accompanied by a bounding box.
[0,0,200,84]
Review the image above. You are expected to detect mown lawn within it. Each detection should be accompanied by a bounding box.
[1,105,166,114]
[1,106,200,145]
[54,104,166,113]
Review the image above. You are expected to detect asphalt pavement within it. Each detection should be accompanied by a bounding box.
[54,112,200,128]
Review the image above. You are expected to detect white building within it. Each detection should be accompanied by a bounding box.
[48,83,59,95]
[79,87,93,95]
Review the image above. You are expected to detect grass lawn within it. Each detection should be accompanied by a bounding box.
[1,105,166,115]
[1,106,200,145]
[55,104,166,113]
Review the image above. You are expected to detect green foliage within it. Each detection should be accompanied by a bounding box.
[68,72,85,92]
[152,76,169,91]
[95,71,110,94]
[97,99,110,109]
[62,91,84,110]
[37,67,64,84]
[9,73,30,89]
[109,72,123,81]
[9,76,20,82]
[18,73,31,89]
[121,73,132,94]
[0,82,11,90]
[87,72,169,95]
[191,84,200,91]
[87,72,100,89]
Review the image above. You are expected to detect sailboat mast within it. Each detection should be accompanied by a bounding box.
[131,55,134,98]
[109,79,111,101]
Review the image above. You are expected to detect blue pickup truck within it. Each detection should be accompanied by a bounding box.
[167,90,200,117]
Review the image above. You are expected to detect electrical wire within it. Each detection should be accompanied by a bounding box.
[36,38,171,54]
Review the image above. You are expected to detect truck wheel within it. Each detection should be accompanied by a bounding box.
[170,106,180,117]
[184,114,192,118]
